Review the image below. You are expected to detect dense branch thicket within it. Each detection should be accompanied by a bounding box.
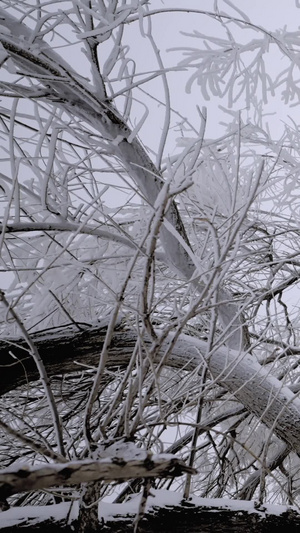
[1,1,300,531]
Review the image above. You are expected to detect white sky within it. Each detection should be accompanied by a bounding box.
[31,1,300,149]
[110,0,300,152]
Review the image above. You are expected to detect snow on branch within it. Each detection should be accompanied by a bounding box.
[0,454,196,502]
[1,322,300,456]
[0,7,246,351]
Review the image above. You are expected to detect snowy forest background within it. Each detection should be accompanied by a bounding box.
[1,0,300,531]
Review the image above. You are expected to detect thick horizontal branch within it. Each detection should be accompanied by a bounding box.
[1,7,300,465]
[0,222,139,251]
[2,321,300,455]
[0,454,195,501]
[0,320,199,396]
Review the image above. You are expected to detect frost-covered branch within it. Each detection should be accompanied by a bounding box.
[0,7,244,349]
[0,221,144,252]
[0,291,65,457]
[1,322,300,455]
[2,0,300,512]
[0,454,195,501]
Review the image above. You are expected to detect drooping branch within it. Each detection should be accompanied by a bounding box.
[0,8,243,349]
[1,4,300,485]
[0,222,144,252]
[0,320,197,396]
[1,321,300,455]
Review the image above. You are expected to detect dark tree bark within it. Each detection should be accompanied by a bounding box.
[1,500,300,532]
[0,321,197,397]
[3,321,300,456]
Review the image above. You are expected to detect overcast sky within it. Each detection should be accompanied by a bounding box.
[109,0,300,150]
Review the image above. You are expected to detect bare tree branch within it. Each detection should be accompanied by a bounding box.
[0,454,196,501]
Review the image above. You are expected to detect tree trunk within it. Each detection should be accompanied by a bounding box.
[2,323,300,455]
[1,499,300,532]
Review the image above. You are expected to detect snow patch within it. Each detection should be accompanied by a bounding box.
[0,502,78,529]
[1,490,297,529]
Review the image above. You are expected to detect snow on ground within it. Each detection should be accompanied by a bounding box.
[0,502,78,529]
[0,490,297,528]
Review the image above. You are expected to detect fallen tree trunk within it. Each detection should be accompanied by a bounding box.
[1,321,300,455]
[0,320,199,396]
[1,492,300,533]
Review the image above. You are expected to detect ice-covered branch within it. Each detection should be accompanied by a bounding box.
[1,323,300,455]
[0,222,141,252]
[0,8,244,349]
